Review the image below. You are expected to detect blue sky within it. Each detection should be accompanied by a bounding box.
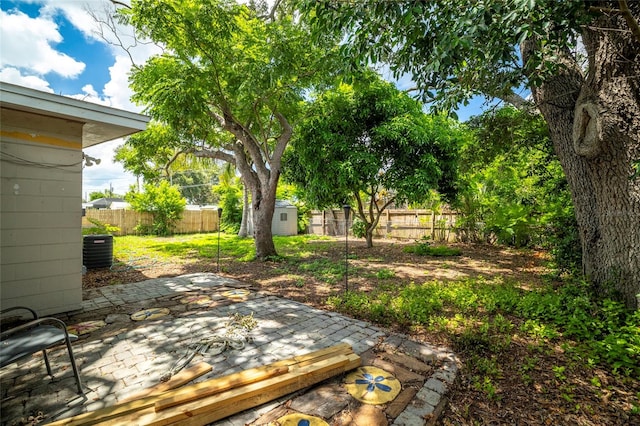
[1,0,491,200]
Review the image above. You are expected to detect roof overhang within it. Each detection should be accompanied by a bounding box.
[0,82,149,148]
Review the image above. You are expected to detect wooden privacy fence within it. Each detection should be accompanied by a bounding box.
[83,209,219,236]
[309,209,459,242]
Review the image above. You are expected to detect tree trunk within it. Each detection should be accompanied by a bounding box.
[364,227,374,248]
[524,6,640,308]
[238,184,249,238]
[252,184,277,259]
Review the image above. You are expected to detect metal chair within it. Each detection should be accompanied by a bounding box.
[0,306,83,394]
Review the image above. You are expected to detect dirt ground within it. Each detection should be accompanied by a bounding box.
[83,239,639,425]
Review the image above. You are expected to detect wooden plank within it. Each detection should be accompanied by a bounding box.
[101,353,360,426]
[155,344,353,412]
[53,345,353,426]
[47,363,213,426]
[154,365,289,411]
[271,343,353,367]
[119,362,213,403]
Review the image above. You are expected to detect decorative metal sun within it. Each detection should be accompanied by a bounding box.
[344,366,401,404]
[130,307,170,321]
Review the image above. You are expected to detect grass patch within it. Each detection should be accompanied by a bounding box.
[114,233,334,264]
[403,242,462,256]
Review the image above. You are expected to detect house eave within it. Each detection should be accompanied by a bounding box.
[0,82,149,148]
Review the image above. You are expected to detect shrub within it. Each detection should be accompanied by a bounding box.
[351,218,367,239]
[126,181,186,236]
[403,240,462,256]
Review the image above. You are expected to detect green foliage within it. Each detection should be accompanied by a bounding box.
[375,268,395,279]
[453,106,581,273]
[351,218,367,239]
[301,0,591,110]
[171,169,218,205]
[122,0,338,258]
[328,276,639,377]
[543,205,582,275]
[297,258,345,284]
[283,71,468,246]
[88,189,121,201]
[125,181,186,236]
[115,122,184,183]
[402,238,462,257]
[82,218,120,236]
[213,166,243,234]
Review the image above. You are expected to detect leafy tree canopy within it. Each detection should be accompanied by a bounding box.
[115,121,185,183]
[119,0,339,258]
[283,71,468,246]
[88,190,121,201]
[301,0,591,111]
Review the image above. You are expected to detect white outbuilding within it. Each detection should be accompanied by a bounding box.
[247,199,298,236]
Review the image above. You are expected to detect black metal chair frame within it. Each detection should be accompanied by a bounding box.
[0,306,83,394]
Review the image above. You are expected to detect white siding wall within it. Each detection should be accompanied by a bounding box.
[1,110,83,315]
[272,207,297,236]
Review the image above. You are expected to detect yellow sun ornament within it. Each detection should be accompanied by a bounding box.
[344,366,401,405]
[67,320,106,335]
[222,289,250,299]
[180,295,211,305]
[130,307,170,321]
[273,413,329,426]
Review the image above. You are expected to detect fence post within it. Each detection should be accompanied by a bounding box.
[386,210,391,235]
[324,210,328,235]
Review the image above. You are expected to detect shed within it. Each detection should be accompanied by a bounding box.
[272,200,298,236]
[1,82,149,315]
[247,200,297,236]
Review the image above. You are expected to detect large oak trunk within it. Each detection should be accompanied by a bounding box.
[527,4,640,308]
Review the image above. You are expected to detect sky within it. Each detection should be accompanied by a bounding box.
[0,0,160,199]
[0,0,494,201]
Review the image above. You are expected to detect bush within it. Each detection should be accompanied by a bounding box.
[543,205,582,275]
[125,181,186,236]
[351,218,367,239]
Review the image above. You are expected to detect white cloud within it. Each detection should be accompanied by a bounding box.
[0,9,85,77]
[0,67,53,92]
[39,0,107,41]
[81,84,99,98]
[103,55,141,111]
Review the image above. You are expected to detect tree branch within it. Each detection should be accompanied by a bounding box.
[109,0,131,9]
[193,148,236,165]
[164,150,186,177]
[269,111,293,173]
[619,0,640,44]
[589,1,640,44]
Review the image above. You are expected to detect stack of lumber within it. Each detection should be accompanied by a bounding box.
[50,343,360,426]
